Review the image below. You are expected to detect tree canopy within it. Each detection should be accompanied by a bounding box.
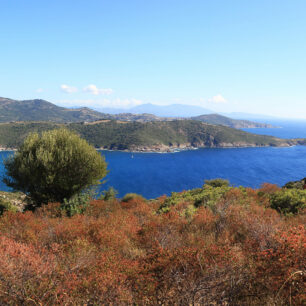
[3,128,107,208]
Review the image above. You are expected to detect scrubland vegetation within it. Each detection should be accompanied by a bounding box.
[1,129,305,305]
[0,180,305,305]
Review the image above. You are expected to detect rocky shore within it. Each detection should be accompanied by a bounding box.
[97,141,296,153]
[0,191,27,212]
[0,147,16,151]
[1,138,303,154]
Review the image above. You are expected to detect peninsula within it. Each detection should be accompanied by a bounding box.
[0,120,304,152]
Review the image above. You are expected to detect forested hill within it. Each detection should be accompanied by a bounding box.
[109,113,274,128]
[191,114,273,128]
[0,97,105,123]
[0,120,304,152]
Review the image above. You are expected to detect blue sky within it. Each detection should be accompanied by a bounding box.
[1,0,306,118]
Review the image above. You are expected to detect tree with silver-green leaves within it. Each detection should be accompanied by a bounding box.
[3,128,107,209]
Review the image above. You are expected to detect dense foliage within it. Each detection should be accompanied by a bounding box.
[0,180,304,305]
[0,120,302,150]
[269,189,306,214]
[0,197,18,215]
[3,129,107,208]
[284,177,306,190]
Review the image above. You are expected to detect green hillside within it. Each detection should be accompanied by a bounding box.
[191,114,273,128]
[0,97,106,123]
[0,120,303,151]
[0,97,276,129]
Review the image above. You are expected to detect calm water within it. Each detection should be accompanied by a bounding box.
[1,120,306,198]
[242,119,306,139]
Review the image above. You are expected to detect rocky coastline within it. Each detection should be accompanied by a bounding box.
[97,141,296,153]
[0,147,16,152]
[1,139,303,154]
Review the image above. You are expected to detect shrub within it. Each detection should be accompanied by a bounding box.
[0,179,304,304]
[283,177,306,190]
[100,187,118,201]
[121,193,146,203]
[3,129,107,209]
[61,192,91,217]
[269,189,306,214]
[158,184,230,212]
[0,198,18,215]
[204,178,230,188]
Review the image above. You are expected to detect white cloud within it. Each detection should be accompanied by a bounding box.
[60,84,78,94]
[102,98,142,108]
[36,88,44,93]
[83,84,113,95]
[208,94,227,104]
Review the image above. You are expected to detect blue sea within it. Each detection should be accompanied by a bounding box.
[1,119,306,199]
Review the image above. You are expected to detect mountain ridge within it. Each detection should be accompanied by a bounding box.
[0,97,273,128]
[191,114,273,128]
[92,103,214,117]
[0,97,104,123]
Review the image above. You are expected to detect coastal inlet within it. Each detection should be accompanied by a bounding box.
[2,146,306,198]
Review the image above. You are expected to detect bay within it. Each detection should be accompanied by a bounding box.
[0,119,305,199]
[1,145,306,199]
[242,119,306,138]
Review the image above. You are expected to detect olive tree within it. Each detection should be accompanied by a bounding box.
[3,128,107,208]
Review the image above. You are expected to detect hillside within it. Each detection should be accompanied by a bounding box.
[0,120,304,152]
[104,113,174,122]
[0,180,305,304]
[0,97,106,123]
[0,97,179,123]
[0,97,276,129]
[93,103,214,117]
[110,113,275,127]
[191,114,273,128]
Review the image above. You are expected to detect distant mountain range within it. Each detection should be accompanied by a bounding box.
[191,114,273,128]
[89,103,276,126]
[93,103,214,117]
[0,97,273,128]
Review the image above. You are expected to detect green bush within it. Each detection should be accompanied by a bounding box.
[283,178,306,190]
[121,193,146,202]
[0,198,18,215]
[159,184,231,213]
[269,189,306,214]
[204,178,230,188]
[100,187,118,201]
[61,192,90,217]
[3,128,108,209]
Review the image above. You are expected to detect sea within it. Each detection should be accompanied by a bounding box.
[1,119,306,199]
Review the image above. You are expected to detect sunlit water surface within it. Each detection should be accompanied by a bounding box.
[1,120,305,198]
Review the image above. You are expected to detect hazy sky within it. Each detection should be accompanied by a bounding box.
[1,0,306,118]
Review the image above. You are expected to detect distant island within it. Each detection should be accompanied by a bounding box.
[0,120,304,152]
[0,97,274,129]
[0,96,299,152]
[190,114,274,129]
